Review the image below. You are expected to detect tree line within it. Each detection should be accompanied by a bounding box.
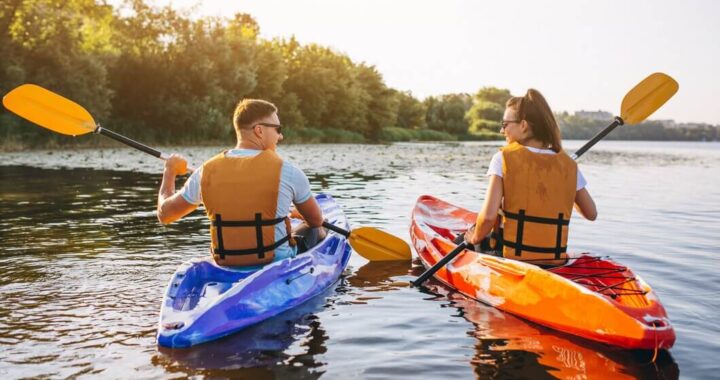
[0,0,714,150]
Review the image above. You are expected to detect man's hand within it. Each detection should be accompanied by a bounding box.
[157,153,196,224]
[165,154,188,176]
[289,206,304,220]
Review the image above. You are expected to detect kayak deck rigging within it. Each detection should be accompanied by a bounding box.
[428,223,651,306]
[546,256,650,302]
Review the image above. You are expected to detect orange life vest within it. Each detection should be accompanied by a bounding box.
[201,150,294,266]
[500,142,577,265]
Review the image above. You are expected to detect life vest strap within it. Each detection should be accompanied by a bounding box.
[213,213,289,259]
[213,235,290,257]
[212,215,286,227]
[502,209,570,226]
[502,209,569,259]
[502,240,568,254]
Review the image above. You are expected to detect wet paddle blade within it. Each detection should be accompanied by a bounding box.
[348,227,412,261]
[621,73,678,125]
[2,84,96,136]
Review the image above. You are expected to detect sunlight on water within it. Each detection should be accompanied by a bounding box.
[1,141,717,378]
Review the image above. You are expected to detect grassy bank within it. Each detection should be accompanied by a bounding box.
[0,123,505,151]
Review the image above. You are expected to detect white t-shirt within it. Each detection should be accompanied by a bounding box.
[486,147,587,191]
[179,149,313,261]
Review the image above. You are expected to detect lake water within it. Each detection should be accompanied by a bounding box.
[1,140,718,379]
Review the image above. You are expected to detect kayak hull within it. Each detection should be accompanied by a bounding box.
[410,195,675,350]
[157,193,352,348]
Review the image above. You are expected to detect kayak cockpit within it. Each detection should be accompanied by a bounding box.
[167,259,255,312]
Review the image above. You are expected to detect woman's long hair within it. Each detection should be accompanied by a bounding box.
[506,89,562,152]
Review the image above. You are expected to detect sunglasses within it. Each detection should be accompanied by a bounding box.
[501,120,520,129]
[256,122,282,134]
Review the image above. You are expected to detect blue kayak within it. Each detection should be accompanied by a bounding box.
[156,193,352,348]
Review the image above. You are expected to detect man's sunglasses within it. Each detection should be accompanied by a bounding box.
[256,122,282,134]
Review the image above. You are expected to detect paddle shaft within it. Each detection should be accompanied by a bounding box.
[322,221,350,238]
[95,126,166,159]
[412,242,468,287]
[571,116,624,160]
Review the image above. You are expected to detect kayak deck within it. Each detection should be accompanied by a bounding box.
[157,193,352,348]
[411,195,675,350]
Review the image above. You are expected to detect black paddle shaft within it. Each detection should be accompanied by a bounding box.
[322,221,350,238]
[412,241,469,287]
[572,116,624,159]
[96,125,163,158]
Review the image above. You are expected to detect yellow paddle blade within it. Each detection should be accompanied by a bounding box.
[2,84,96,136]
[621,72,678,125]
[348,227,412,261]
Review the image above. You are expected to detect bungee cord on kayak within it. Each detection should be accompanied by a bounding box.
[547,256,651,298]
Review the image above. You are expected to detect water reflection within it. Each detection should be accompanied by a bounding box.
[346,260,413,293]
[155,292,333,379]
[417,274,679,379]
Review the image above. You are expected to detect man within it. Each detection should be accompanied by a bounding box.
[157,99,326,266]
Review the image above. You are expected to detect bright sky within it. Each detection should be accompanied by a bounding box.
[141,0,719,124]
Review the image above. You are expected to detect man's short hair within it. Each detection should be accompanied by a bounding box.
[233,99,278,132]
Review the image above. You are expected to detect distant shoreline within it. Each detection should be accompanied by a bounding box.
[2,136,717,153]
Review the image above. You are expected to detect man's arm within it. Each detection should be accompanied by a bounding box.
[157,154,198,224]
[293,196,324,227]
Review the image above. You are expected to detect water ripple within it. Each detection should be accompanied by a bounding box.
[1,141,718,378]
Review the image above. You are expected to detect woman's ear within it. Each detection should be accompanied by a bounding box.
[520,120,530,135]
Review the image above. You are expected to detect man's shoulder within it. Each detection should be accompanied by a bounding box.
[281,159,307,174]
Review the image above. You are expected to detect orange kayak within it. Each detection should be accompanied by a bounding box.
[410,195,675,350]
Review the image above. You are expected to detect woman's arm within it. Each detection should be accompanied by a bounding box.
[574,187,597,221]
[465,175,504,244]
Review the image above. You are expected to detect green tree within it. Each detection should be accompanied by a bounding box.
[354,64,397,140]
[280,41,369,134]
[108,4,258,141]
[466,87,511,133]
[424,93,472,135]
[1,0,115,146]
[393,90,426,129]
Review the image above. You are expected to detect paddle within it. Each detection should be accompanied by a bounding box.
[323,222,411,261]
[2,83,412,262]
[2,84,172,162]
[572,73,679,159]
[413,72,679,287]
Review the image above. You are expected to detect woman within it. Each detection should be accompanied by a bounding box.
[465,89,597,265]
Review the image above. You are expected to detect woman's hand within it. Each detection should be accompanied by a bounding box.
[464,225,480,245]
[164,154,188,176]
